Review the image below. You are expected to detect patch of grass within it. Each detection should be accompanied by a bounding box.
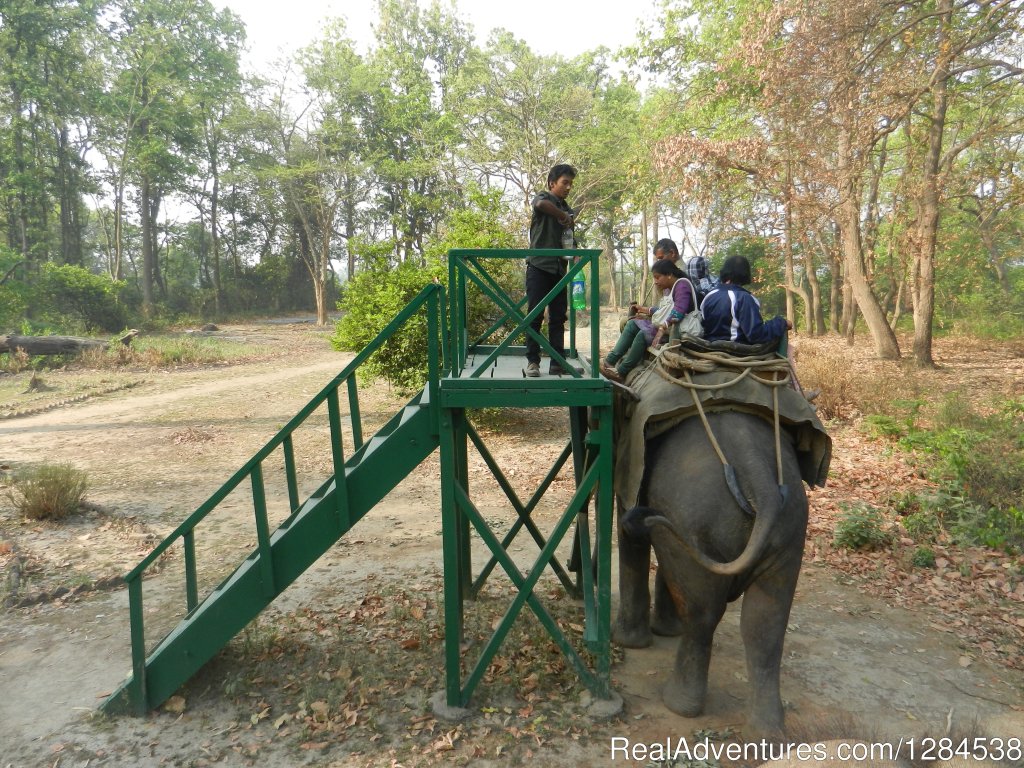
[863,414,904,439]
[833,502,894,551]
[77,335,266,369]
[796,350,858,421]
[6,463,87,520]
[0,348,31,373]
[901,509,942,544]
[797,345,923,424]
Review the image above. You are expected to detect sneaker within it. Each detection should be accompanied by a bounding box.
[525,362,541,378]
[600,363,625,384]
[549,362,583,376]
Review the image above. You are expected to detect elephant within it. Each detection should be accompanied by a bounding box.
[612,409,809,737]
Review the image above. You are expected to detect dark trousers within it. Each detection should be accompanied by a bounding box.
[524,264,567,365]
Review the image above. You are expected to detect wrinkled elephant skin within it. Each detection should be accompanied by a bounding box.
[613,411,809,736]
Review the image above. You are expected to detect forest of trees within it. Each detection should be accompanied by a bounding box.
[1,0,1022,365]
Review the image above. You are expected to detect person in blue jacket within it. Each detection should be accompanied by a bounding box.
[700,255,792,344]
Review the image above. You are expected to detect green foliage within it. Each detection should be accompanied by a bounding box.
[902,511,942,544]
[911,546,936,569]
[37,264,128,332]
[950,289,1024,340]
[863,414,905,439]
[833,502,894,551]
[887,395,1024,553]
[332,258,446,391]
[7,463,88,521]
[333,188,526,391]
[425,186,524,343]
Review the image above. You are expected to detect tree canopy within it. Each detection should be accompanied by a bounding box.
[1,0,1020,358]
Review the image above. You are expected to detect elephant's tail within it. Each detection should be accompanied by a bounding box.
[628,502,776,577]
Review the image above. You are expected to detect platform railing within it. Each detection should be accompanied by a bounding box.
[447,249,603,378]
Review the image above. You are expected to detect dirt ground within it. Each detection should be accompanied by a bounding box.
[0,320,1022,768]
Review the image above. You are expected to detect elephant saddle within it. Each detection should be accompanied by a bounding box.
[614,338,832,510]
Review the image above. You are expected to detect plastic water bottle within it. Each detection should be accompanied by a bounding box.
[571,277,586,310]
[561,210,574,250]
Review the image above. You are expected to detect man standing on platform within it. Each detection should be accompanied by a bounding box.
[525,164,577,377]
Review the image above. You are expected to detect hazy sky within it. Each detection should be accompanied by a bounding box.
[218,0,659,68]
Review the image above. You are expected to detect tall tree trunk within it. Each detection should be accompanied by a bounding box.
[56,124,80,266]
[345,178,357,281]
[140,174,155,314]
[821,227,843,334]
[783,173,795,326]
[212,167,222,316]
[838,131,901,359]
[979,222,1010,294]
[315,238,329,326]
[112,181,124,282]
[603,222,618,310]
[806,263,824,336]
[911,0,952,369]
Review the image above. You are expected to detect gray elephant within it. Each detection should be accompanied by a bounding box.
[612,410,810,737]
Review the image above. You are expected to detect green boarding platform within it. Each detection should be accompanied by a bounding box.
[102,248,615,716]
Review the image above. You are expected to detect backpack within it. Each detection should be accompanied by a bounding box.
[685,256,720,305]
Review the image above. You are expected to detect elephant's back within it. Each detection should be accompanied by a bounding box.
[644,411,809,565]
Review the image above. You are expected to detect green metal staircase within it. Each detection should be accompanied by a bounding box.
[103,287,445,715]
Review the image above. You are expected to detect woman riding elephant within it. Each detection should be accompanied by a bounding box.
[601,259,694,383]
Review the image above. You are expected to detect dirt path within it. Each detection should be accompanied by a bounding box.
[1,323,1021,767]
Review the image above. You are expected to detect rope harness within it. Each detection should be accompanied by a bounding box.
[639,342,793,515]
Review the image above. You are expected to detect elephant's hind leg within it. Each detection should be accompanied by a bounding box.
[663,583,728,717]
[739,563,800,737]
[651,568,684,637]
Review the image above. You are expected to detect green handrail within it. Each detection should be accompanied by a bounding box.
[120,283,446,710]
[124,283,445,582]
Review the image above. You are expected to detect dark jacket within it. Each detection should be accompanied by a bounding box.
[527,190,572,275]
[700,283,787,345]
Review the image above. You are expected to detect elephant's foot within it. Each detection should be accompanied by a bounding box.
[746,700,785,739]
[612,618,652,649]
[661,677,705,718]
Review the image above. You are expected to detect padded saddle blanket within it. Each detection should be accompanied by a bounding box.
[614,340,832,510]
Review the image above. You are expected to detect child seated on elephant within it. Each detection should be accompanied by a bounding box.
[701,254,820,400]
[601,259,694,384]
[700,255,791,345]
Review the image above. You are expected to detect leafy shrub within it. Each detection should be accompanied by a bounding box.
[902,510,942,544]
[911,546,936,568]
[77,335,263,369]
[893,396,1024,552]
[1,347,31,374]
[951,290,1024,341]
[863,414,904,439]
[334,189,524,391]
[332,258,447,391]
[38,264,128,332]
[834,502,893,551]
[7,463,87,520]
[947,500,1024,553]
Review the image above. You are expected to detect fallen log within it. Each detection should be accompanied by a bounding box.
[0,330,138,355]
